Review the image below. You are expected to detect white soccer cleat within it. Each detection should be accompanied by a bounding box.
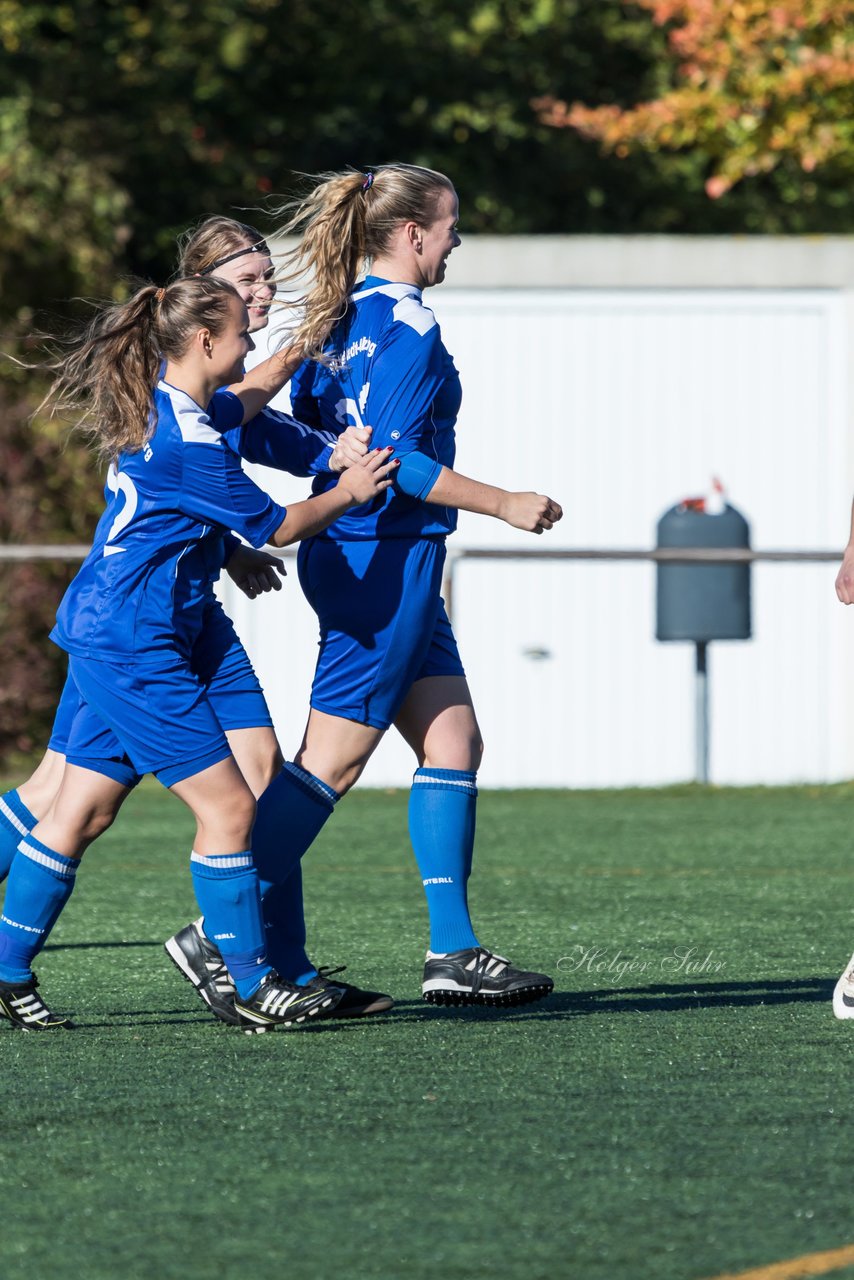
[832,951,854,1019]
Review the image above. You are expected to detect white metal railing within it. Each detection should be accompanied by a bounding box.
[1,544,840,565]
[436,546,841,619]
[0,542,841,624]
[3,543,844,787]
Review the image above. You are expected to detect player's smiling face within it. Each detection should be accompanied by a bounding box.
[212,296,255,384]
[212,247,275,332]
[419,187,461,288]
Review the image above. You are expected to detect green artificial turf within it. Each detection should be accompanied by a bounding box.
[3,781,854,1280]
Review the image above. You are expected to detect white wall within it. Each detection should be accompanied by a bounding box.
[219,239,854,787]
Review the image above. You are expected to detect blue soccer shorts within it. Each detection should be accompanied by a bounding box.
[49,671,139,787]
[297,535,465,731]
[48,671,88,755]
[59,600,273,789]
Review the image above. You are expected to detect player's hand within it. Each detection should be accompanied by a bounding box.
[329,425,372,473]
[226,545,287,599]
[836,545,854,604]
[499,492,563,534]
[337,446,400,506]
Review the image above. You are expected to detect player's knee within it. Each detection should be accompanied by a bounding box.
[318,763,361,797]
[458,733,484,772]
[421,731,483,772]
[256,745,284,795]
[294,749,365,798]
[196,788,257,851]
[80,803,120,843]
[232,790,258,837]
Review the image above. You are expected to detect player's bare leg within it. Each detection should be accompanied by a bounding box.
[0,749,70,885]
[0,766,132,1032]
[225,726,282,799]
[295,709,385,795]
[17,748,68,820]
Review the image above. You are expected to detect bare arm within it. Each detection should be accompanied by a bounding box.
[269,448,399,547]
[835,498,854,603]
[424,466,563,534]
[228,344,305,423]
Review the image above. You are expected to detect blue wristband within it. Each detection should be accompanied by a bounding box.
[393,450,443,500]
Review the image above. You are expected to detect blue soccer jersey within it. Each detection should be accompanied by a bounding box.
[223,406,335,477]
[215,402,336,566]
[290,277,462,541]
[51,381,287,664]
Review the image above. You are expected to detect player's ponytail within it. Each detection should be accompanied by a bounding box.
[271,170,366,359]
[272,163,454,359]
[35,276,238,462]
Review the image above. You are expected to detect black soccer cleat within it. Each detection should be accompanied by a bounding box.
[0,975,75,1030]
[164,918,241,1026]
[422,946,554,1009]
[234,970,343,1034]
[306,966,394,1018]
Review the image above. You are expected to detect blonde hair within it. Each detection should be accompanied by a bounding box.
[37,277,239,462]
[273,163,454,358]
[177,216,268,277]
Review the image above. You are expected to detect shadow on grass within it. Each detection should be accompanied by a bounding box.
[18,981,834,1033]
[36,950,835,1027]
[376,977,835,1023]
[540,976,833,1018]
[44,939,164,952]
[78,1012,388,1034]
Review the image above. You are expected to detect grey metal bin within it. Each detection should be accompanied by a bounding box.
[656,502,751,643]
[655,499,752,781]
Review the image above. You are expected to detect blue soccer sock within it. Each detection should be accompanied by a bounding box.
[409,768,480,955]
[0,835,79,983]
[0,789,36,882]
[251,762,338,984]
[189,850,270,1001]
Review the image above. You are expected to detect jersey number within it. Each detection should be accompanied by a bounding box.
[334,381,370,430]
[103,466,138,557]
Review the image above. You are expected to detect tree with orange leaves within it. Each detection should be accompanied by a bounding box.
[534,0,854,198]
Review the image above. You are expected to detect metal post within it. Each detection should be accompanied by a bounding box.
[695,641,709,783]
[441,549,456,627]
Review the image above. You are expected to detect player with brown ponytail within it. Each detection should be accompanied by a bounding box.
[0,273,397,1033]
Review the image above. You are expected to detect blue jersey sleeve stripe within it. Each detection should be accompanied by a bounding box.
[226,409,336,477]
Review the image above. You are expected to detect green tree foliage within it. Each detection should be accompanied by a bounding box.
[1,0,854,311]
[1,0,852,762]
[2,0,852,306]
[537,0,854,207]
[0,0,664,309]
[0,372,103,761]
